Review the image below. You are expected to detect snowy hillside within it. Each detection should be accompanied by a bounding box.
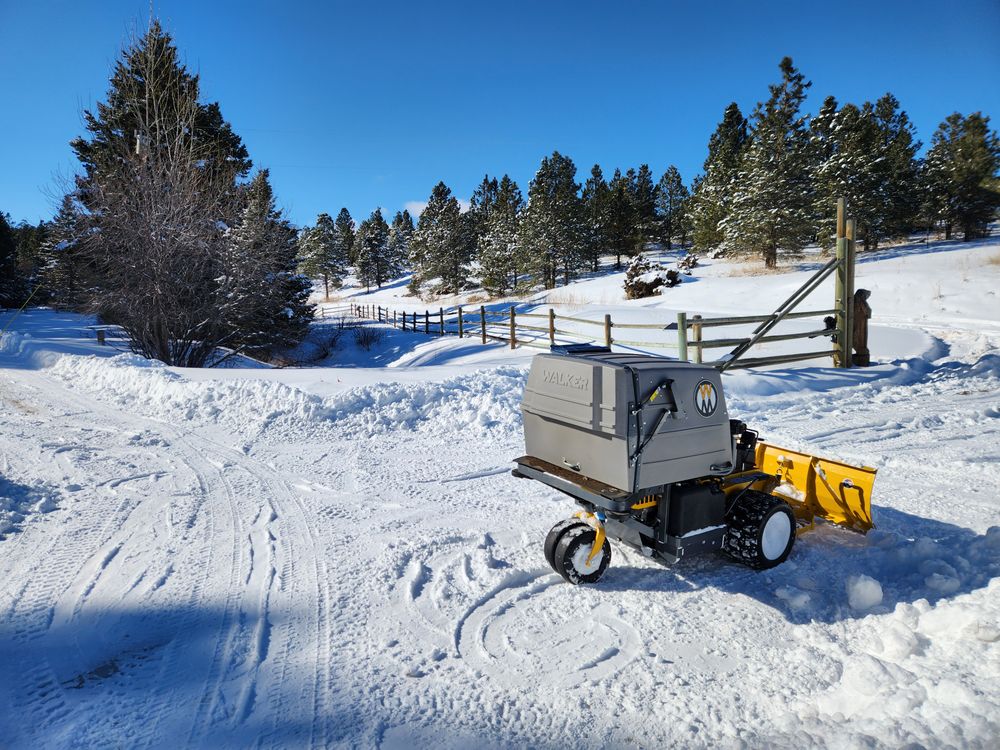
[1,238,998,749]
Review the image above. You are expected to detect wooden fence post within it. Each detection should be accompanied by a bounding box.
[96,329,105,346]
[412,312,417,331]
[834,198,850,368]
[439,307,444,336]
[457,306,464,338]
[480,306,487,344]
[424,310,429,334]
[692,315,703,364]
[677,312,688,361]
[604,314,612,348]
[548,309,555,345]
[509,306,516,349]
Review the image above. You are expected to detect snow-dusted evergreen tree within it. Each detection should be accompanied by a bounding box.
[40,194,89,308]
[580,165,610,272]
[298,212,349,299]
[66,20,253,366]
[812,94,922,250]
[606,168,636,269]
[622,253,680,299]
[468,175,499,242]
[334,208,356,265]
[479,175,524,296]
[873,94,922,240]
[219,169,313,356]
[723,57,815,267]
[386,209,414,278]
[409,182,471,295]
[656,166,690,249]
[354,208,391,292]
[518,152,584,288]
[922,112,999,240]
[689,103,749,254]
[629,164,658,254]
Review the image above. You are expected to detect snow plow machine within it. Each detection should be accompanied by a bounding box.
[512,345,877,584]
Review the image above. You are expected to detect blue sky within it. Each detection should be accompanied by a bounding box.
[1,0,998,228]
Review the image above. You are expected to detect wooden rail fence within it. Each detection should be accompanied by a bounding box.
[341,199,861,371]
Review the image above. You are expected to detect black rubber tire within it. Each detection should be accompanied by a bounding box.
[544,518,589,572]
[723,490,796,570]
[553,525,612,585]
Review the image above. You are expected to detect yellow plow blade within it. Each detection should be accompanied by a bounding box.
[753,442,877,534]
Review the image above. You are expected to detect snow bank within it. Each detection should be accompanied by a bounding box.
[47,353,526,441]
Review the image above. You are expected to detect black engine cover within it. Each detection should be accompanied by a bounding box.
[666,484,726,537]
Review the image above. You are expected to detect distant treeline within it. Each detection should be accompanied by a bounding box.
[2,46,998,365]
[295,57,1000,299]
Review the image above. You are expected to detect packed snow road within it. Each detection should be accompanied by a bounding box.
[1,317,999,748]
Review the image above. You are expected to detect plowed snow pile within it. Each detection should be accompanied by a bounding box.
[1,237,999,749]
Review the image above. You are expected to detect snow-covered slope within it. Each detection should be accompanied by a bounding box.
[0,237,998,749]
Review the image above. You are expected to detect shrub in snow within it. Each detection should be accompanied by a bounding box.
[353,325,385,351]
[847,574,884,610]
[623,255,681,299]
[677,252,700,275]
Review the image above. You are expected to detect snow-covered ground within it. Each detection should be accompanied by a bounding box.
[1,237,998,748]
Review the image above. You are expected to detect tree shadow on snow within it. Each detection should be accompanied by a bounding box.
[0,601,363,747]
[596,505,1000,625]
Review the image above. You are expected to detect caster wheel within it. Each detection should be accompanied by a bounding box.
[553,525,611,584]
[724,490,796,570]
[544,518,589,572]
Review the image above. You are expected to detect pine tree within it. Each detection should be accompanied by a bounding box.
[387,209,415,278]
[519,152,584,288]
[655,166,690,249]
[72,20,250,213]
[0,213,23,307]
[812,94,922,250]
[298,212,349,299]
[354,208,391,292]
[580,165,610,272]
[40,194,89,308]
[335,208,356,265]
[723,57,815,267]
[409,182,469,295]
[874,93,922,240]
[65,21,256,366]
[689,103,749,253]
[219,169,314,356]
[479,175,525,296]
[922,112,1000,240]
[606,169,636,269]
[630,164,658,254]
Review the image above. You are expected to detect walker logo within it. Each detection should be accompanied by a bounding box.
[542,369,590,390]
[694,380,718,417]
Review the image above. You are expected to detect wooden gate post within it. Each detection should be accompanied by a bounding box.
[457,306,464,338]
[480,306,487,344]
[548,309,555,345]
[509,306,516,349]
[834,198,850,368]
[604,314,612,348]
[677,312,688,361]
[692,314,703,364]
